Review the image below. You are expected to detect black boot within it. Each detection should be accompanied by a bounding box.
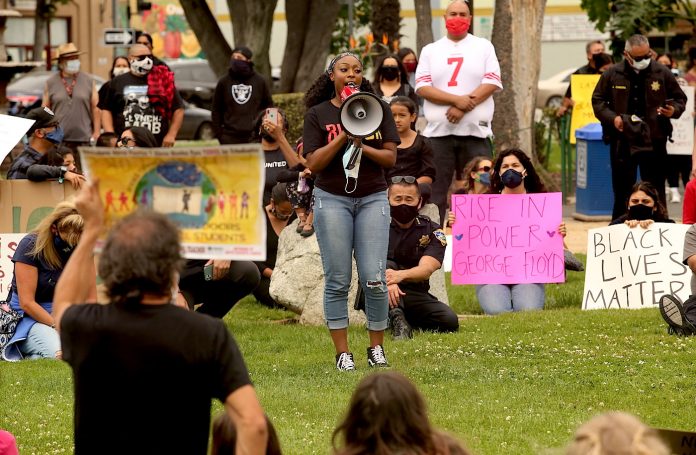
[389,308,412,340]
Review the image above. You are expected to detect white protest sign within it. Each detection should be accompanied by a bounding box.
[0,115,35,165]
[582,223,691,310]
[0,233,24,299]
[667,85,694,156]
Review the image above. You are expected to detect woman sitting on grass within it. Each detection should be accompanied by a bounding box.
[332,371,470,455]
[609,181,674,228]
[3,202,95,360]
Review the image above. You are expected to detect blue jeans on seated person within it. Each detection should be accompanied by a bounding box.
[475,283,545,315]
[3,294,60,360]
[312,188,390,331]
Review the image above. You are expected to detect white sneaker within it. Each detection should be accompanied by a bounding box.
[670,187,681,203]
[335,352,355,371]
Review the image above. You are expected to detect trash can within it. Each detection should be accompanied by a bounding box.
[574,122,613,218]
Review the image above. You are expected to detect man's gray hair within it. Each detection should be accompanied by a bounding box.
[625,35,649,52]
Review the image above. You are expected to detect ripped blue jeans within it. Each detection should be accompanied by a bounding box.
[313,188,390,331]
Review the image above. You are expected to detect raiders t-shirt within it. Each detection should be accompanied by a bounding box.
[303,99,400,197]
[98,72,183,146]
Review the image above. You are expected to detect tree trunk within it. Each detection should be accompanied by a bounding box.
[281,0,341,93]
[371,0,401,54]
[491,0,546,156]
[33,0,47,62]
[180,0,232,77]
[227,0,278,81]
[414,0,434,55]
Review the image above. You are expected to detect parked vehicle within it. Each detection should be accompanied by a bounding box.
[7,68,213,141]
[536,68,575,110]
[167,59,218,110]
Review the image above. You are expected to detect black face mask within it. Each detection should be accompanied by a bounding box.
[53,234,74,261]
[229,59,253,77]
[390,203,420,224]
[381,67,399,81]
[628,203,654,221]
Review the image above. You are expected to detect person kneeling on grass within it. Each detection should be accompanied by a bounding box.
[52,181,268,454]
[659,223,696,336]
[356,176,459,339]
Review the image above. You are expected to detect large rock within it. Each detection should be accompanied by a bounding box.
[269,219,366,326]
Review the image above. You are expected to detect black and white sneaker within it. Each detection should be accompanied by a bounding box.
[335,352,356,371]
[389,308,413,340]
[659,295,696,336]
[367,344,389,367]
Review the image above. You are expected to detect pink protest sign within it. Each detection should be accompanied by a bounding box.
[450,193,565,285]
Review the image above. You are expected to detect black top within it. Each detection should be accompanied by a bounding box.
[388,215,446,292]
[374,82,419,106]
[385,134,436,183]
[564,63,600,99]
[61,302,251,455]
[263,148,288,206]
[609,213,675,225]
[211,71,273,142]
[98,72,184,146]
[592,60,687,142]
[254,210,295,273]
[303,99,400,197]
[11,233,62,303]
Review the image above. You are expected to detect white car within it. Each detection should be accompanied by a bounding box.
[536,68,576,110]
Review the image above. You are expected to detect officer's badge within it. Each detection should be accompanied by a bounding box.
[651,81,661,91]
[433,229,447,246]
[419,235,430,247]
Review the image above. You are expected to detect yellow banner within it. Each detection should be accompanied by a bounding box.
[569,74,601,144]
[79,144,266,260]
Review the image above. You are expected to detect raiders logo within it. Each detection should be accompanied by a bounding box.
[231,84,252,104]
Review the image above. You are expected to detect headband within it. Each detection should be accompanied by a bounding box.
[326,52,362,75]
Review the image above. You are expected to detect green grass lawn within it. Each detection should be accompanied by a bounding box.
[2,257,696,454]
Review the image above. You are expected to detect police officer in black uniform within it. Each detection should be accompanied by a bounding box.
[386,176,459,339]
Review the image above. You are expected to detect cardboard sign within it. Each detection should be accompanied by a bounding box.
[667,85,695,156]
[0,233,25,298]
[450,193,565,285]
[80,144,267,261]
[582,223,691,310]
[570,74,601,144]
[655,428,696,455]
[0,180,77,233]
[0,114,35,165]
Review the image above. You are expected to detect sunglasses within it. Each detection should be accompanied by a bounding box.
[391,175,416,184]
[134,54,153,61]
[629,53,651,62]
[478,166,491,172]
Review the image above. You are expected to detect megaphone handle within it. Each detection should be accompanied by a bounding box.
[345,144,362,170]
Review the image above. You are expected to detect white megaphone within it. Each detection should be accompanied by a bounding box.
[338,83,384,169]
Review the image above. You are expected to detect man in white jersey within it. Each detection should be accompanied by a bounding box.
[415,0,502,224]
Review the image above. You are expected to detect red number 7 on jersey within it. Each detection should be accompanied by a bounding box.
[447,57,463,87]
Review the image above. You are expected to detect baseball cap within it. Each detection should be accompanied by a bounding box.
[26,106,59,136]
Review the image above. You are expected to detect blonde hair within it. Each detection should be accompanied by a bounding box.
[29,201,83,270]
[566,412,669,455]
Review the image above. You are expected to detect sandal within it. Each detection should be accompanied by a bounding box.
[300,225,315,237]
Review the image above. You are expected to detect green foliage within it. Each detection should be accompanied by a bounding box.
[331,0,372,55]
[272,92,305,145]
[37,0,71,20]
[580,0,681,41]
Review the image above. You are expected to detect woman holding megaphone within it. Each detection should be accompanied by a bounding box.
[303,52,400,371]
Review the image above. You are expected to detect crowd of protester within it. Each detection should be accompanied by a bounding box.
[1,0,694,452]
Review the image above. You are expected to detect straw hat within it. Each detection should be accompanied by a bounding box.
[53,42,85,60]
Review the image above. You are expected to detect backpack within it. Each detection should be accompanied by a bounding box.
[0,287,20,359]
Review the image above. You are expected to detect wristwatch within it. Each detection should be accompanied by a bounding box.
[58,165,68,184]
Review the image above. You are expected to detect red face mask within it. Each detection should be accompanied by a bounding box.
[403,61,417,73]
[446,16,471,37]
